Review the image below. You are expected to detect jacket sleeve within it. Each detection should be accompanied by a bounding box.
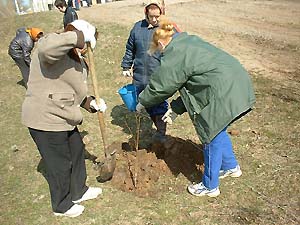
[22,35,34,66]
[38,31,84,65]
[139,47,189,107]
[121,26,136,69]
[80,96,97,113]
[64,8,78,28]
[71,10,78,21]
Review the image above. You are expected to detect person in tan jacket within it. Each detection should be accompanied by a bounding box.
[22,20,105,218]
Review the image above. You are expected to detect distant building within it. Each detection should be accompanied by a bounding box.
[0,0,56,17]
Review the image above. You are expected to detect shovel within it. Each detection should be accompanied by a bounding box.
[86,43,116,182]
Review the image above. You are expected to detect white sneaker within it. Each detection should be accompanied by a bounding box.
[187,182,220,197]
[219,165,242,179]
[73,187,102,203]
[54,204,84,218]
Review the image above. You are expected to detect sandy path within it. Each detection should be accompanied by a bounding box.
[78,0,300,83]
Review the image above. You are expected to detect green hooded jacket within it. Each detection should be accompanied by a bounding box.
[139,32,256,143]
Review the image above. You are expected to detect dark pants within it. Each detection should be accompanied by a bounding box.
[86,0,92,6]
[13,58,29,87]
[29,127,88,213]
[136,85,168,136]
[136,85,168,117]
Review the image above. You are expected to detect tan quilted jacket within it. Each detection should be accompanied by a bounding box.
[22,31,94,131]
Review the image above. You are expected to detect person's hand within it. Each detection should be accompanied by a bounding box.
[90,98,107,112]
[136,102,145,113]
[122,70,132,77]
[162,108,178,124]
[70,20,97,49]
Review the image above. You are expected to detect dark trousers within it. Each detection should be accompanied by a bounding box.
[13,58,29,87]
[29,127,88,213]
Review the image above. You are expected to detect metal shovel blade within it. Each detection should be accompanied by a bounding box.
[95,151,117,183]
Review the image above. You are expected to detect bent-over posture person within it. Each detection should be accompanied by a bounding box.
[8,27,43,88]
[137,20,256,197]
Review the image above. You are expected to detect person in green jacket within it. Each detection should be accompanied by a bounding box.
[136,20,256,197]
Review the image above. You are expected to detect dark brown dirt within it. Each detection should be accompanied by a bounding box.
[105,136,204,197]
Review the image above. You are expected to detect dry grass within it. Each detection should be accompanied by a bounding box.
[0,8,299,225]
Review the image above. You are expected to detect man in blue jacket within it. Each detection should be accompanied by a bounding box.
[121,0,176,143]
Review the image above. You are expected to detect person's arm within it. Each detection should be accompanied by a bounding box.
[121,26,136,70]
[80,96,97,113]
[64,8,78,28]
[80,96,107,113]
[38,31,84,65]
[22,34,34,66]
[71,8,78,21]
[139,48,189,108]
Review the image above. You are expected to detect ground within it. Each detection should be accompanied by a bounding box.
[79,0,299,83]
[85,137,204,197]
[1,1,299,224]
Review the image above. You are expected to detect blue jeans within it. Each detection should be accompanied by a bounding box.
[202,128,238,190]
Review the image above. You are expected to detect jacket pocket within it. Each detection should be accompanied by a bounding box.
[180,87,208,115]
[46,93,83,126]
[48,93,75,108]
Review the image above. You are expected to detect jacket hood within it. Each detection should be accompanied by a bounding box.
[27,28,43,41]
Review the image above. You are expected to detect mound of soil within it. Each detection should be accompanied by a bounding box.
[107,136,204,197]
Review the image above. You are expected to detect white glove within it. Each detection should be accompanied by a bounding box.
[69,20,97,49]
[162,108,178,125]
[90,98,107,112]
[122,70,133,77]
[136,102,145,113]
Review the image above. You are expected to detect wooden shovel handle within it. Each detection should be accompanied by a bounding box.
[87,43,107,153]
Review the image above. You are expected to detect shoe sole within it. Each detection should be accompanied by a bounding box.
[219,170,242,179]
[73,189,102,203]
[187,187,220,197]
[54,211,83,218]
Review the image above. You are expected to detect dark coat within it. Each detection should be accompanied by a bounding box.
[63,6,78,28]
[8,28,33,66]
[121,19,161,89]
[139,32,256,143]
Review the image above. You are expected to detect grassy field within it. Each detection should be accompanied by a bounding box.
[0,10,299,225]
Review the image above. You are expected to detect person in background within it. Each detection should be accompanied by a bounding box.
[55,0,78,29]
[137,20,256,197]
[8,27,43,88]
[74,0,80,10]
[121,0,180,143]
[22,20,104,217]
[86,0,92,7]
[67,0,80,10]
